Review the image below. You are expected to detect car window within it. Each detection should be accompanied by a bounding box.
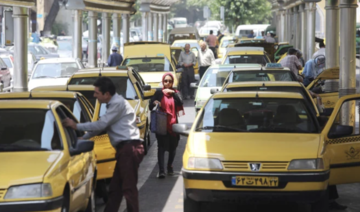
[230,71,296,83]
[221,40,235,48]
[199,68,232,87]
[1,57,12,68]
[196,98,318,133]
[224,55,268,66]
[0,109,62,151]
[123,57,174,72]
[28,45,48,55]
[32,62,79,79]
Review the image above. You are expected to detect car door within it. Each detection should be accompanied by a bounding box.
[55,106,87,210]
[322,94,360,185]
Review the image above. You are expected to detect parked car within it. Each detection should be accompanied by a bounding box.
[0,57,11,87]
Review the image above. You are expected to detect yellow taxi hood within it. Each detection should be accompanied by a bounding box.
[0,152,61,188]
[189,133,320,161]
[315,67,339,80]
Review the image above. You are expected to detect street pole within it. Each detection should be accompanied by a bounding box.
[142,12,148,41]
[300,4,307,59]
[102,13,110,64]
[112,14,121,50]
[153,13,158,41]
[88,11,98,68]
[295,6,301,50]
[73,10,82,60]
[305,2,316,61]
[13,7,28,92]
[325,0,340,69]
[122,14,130,44]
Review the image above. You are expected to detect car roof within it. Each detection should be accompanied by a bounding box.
[225,81,302,89]
[231,67,291,72]
[209,64,262,69]
[32,85,95,92]
[169,27,198,34]
[0,100,59,109]
[226,47,264,54]
[212,91,303,99]
[71,70,128,78]
[37,58,79,63]
[0,91,78,99]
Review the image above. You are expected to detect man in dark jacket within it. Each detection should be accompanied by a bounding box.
[108,46,123,67]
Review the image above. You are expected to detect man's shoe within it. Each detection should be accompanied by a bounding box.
[157,172,166,179]
[167,167,174,175]
[329,201,347,210]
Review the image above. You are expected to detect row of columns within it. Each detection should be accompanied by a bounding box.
[72,11,131,68]
[141,12,168,42]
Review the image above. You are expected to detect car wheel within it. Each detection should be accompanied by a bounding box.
[184,188,200,212]
[85,189,96,212]
[61,192,70,212]
[311,189,329,212]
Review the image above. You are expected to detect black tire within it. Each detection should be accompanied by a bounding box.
[85,189,96,212]
[61,191,70,212]
[184,189,200,212]
[311,189,329,212]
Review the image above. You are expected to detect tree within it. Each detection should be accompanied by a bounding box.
[43,0,60,36]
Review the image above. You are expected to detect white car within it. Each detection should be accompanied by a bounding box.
[28,58,84,90]
[0,53,36,78]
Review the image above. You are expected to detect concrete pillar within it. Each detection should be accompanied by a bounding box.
[88,11,98,68]
[280,9,286,42]
[73,10,82,60]
[287,9,292,42]
[290,8,297,46]
[148,13,153,41]
[295,6,301,49]
[153,13,158,41]
[158,14,163,42]
[325,0,340,69]
[163,14,168,42]
[276,11,282,42]
[112,14,121,50]
[142,12,148,41]
[300,4,307,58]
[305,2,316,61]
[283,10,288,42]
[102,13,110,64]
[13,7,29,92]
[122,14,130,44]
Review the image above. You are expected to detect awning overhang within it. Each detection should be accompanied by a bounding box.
[0,0,35,8]
[66,0,136,14]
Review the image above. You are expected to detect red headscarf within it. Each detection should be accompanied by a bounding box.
[161,73,184,135]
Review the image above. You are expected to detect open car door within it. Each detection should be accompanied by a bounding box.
[322,94,360,185]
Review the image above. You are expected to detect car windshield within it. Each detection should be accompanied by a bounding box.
[58,41,72,51]
[69,77,137,106]
[172,42,199,49]
[200,29,217,35]
[175,20,187,24]
[32,63,79,79]
[123,57,173,72]
[229,71,296,83]
[224,55,269,66]
[0,109,62,151]
[221,39,235,48]
[28,45,48,55]
[200,68,232,87]
[196,98,318,133]
[1,57,12,68]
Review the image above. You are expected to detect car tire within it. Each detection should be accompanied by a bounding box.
[311,189,329,212]
[84,189,96,212]
[61,191,70,212]
[184,189,200,212]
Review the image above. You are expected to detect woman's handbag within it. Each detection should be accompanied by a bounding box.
[150,104,168,135]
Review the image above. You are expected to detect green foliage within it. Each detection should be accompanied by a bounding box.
[51,22,69,35]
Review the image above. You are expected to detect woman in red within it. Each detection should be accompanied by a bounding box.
[150,73,184,178]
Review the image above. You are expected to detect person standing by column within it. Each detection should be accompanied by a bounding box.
[107,46,123,67]
[150,73,184,178]
[206,30,218,59]
[279,48,303,80]
[178,43,196,99]
[199,42,215,80]
[62,77,144,212]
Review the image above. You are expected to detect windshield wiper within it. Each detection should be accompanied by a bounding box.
[196,125,246,132]
[0,144,49,152]
[250,126,308,133]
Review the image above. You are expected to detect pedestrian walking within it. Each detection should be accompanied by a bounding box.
[107,46,123,67]
[206,30,218,59]
[178,43,196,99]
[217,30,225,44]
[62,77,144,212]
[150,73,184,179]
[199,42,215,80]
[279,48,303,81]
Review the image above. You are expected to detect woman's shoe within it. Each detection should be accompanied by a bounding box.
[167,167,174,175]
[157,172,166,179]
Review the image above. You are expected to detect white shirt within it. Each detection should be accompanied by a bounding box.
[199,48,215,66]
[312,48,326,59]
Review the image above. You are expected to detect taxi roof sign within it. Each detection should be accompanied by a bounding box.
[265,63,283,69]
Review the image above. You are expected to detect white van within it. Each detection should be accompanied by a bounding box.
[235,24,270,38]
[170,17,188,28]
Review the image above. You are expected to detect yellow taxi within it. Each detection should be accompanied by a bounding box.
[0,100,96,212]
[217,36,236,58]
[121,42,180,89]
[221,47,271,66]
[173,91,360,212]
[307,67,339,115]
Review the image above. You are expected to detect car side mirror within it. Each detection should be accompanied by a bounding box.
[194,74,200,81]
[190,82,198,88]
[143,84,151,91]
[328,125,353,139]
[172,124,189,137]
[1,67,7,70]
[144,89,156,99]
[69,140,94,156]
[210,88,219,94]
[176,68,184,73]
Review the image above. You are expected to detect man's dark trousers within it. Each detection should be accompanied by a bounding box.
[104,140,144,212]
[181,66,195,98]
[199,66,210,80]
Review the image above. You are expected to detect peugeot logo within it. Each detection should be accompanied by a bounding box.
[250,163,261,172]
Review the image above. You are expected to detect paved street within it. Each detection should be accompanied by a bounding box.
[95,99,360,212]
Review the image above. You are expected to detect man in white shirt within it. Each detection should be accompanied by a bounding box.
[312,41,326,59]
[199,42,215,79]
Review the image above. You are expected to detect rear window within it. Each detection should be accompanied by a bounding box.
[123,57,173,72]
[229,71,297,83]
[200,68,232,87]
[224,55,269,66]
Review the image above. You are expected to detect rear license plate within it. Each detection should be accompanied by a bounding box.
[231,176,279,187]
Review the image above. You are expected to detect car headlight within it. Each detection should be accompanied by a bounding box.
[187,157,223,170]
[288,159,324,170]
[4,183,52,199]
